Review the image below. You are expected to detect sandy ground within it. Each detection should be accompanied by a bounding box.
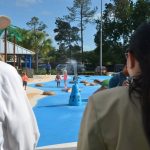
[26,75,56,107]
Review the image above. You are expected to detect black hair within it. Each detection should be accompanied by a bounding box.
[128,22,150,143]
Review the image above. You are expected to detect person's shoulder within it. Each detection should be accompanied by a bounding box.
[93,86,129,103]
[91,86,130,114]
[0,61,19,81]
[109,73,120,81]
[0,61,17,73]
[109,74,120,88]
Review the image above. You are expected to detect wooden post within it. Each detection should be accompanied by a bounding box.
[13,36,16,67]
[4,28,7,62]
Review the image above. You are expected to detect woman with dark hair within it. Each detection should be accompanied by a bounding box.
[77,22,150,150]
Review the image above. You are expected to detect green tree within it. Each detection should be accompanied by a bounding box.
[69,44,81,61]
[39,38,53,58]
[94,0,150,67]
[26,17,47,32]
[94,0,134,65]
[16,28,33,49]
[26,17,52,71]
[54,18,80,61]
[84,50,97,69]
[65,0,97,63]
[132,0,150,29]
[16,28,53,68]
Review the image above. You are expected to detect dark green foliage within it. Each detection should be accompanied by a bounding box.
[131,0,150,28]
[54,18,80,45]
[65,0,97,63]
[54,18,80,62]
[94,0,150,66]
[26,17,53,71]
[26,17,47,31]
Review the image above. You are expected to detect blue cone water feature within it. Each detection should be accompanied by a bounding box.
[69,75,82,106]
[68,59,82,106]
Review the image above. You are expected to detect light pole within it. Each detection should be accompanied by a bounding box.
[100,0,103,75]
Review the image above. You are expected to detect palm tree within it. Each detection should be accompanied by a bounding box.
[23,30,52,72]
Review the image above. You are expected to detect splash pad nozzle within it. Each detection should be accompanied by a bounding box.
[69,75,82,106]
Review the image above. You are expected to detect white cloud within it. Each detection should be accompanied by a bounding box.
[16,0,42,7]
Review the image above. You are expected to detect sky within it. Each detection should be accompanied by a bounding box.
[0,0,111,51]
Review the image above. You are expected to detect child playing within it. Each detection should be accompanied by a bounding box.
[55,73,61,87]
[21,72,28,90]
[63,70,68,89]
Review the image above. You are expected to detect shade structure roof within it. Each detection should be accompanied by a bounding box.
[0,38,35,55]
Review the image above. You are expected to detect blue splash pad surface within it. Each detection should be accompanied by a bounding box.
[31,75,111,147]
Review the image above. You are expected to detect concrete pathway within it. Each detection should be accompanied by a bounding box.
[36,142,77,150]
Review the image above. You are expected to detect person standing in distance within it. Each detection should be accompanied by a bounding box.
[63,69,68,89]
[77,22,150,150]
[21,72,29,90]
[45,62,51,75]
[109,64,129,88]
[55,72,61,87]
[0,61,39,150]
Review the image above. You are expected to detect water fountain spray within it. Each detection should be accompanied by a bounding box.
[69,59,82,106]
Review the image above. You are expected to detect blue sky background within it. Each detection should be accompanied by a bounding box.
[0,0,111,51]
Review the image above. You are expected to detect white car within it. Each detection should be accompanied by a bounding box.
[95,66,107,75]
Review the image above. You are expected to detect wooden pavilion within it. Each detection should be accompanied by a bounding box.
[0,38,35,69]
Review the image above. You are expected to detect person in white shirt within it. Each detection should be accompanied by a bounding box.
[0,61,39,150]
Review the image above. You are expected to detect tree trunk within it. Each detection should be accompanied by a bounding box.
[13,36,16,67]
[36,52,39,72]
[4,28,7,62]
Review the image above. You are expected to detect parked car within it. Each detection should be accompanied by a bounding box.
[56,64,67,74]
[95,66,107,75]
[38,63,46,69]
[77,64,86,72]
[56,63,86,74]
